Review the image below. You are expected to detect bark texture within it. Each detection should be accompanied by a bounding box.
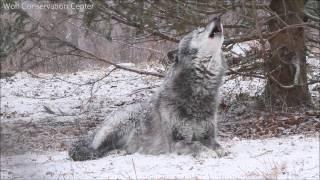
[265,0,311,108]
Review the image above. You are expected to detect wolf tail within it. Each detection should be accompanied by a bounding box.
[68,135,102,161]
[68,129,124,161]
[68,103,145,161]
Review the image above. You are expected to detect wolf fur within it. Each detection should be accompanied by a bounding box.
[69,17,227,161]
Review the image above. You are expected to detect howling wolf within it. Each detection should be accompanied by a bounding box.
[69,17,227,161]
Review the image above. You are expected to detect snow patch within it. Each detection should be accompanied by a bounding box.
[1,135,318,179]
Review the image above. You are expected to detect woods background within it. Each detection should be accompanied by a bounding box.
[1,2,320,177]
[1,0,319,109]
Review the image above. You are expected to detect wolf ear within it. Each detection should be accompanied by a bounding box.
[167,49,179,63]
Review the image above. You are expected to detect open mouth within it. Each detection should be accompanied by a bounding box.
[209,24,221,38]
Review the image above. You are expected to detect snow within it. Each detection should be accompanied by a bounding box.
[0,65,266,121]
[1,135,319,179]
[222,77,265,98]
[1,64,319,179]
[0,66,162,122]
[1,59,318,121]
[230,40,264,57]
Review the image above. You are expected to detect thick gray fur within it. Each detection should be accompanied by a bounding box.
[69,17,227,161]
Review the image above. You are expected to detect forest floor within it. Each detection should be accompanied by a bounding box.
[1,61,319,179]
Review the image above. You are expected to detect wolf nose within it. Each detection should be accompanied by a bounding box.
[211,16,222,31]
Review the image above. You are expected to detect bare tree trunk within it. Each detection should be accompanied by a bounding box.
[264,0,311,109]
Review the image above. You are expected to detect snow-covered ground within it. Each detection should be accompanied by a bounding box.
[1,135,319,179]
[0,65,162,122]
[1,63,319,179]
[1,61,318,121]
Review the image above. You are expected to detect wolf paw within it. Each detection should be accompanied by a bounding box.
[214,147,229,157]
[68,139,101,161]
[106,149,127,156]
[193,147,229,159]
[194,149,219,159]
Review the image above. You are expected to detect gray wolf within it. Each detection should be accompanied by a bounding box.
[69,17,227,161]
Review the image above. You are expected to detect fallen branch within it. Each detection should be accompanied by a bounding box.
[69,51,165,78]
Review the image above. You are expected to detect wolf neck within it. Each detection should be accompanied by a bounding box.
[160,55,224,116]
[170,54,225,94]
[188,50,224,75]
[207,49,222,70]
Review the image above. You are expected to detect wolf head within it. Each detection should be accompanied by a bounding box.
[168,17,224,67]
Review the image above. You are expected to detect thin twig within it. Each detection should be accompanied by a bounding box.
[131,159,138,180]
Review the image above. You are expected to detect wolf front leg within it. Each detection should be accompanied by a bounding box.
[201,113,228,157]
